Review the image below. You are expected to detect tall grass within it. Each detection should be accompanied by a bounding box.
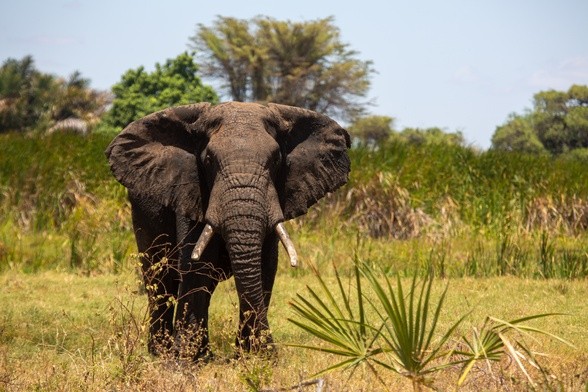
[0,132,123,228]
[1,133,588,277]
[304,142,588,278]
[347,142,588,230]
[0,132,133,273]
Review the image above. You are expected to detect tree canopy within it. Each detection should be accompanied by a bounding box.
[190,16,373,121]
[393,127,465,146]
[348,114,465,147]
[491,113,547,154]
[491,85,588,155]
[103,52,218,129]
[0,56,106,133]
[348,115,395,146]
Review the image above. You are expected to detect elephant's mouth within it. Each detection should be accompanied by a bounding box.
[191,222,298,267]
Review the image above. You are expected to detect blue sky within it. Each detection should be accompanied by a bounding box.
[1,0,587,148]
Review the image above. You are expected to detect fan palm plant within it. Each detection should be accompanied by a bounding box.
[288,260,467,391]
[288,261,383,378]
[456,314,574,388]
[289,259,573,391]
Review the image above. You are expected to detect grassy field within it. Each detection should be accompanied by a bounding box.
[0,270,587,391]
[1,132,588,390]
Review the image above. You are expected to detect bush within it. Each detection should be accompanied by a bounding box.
[102,52,218,129]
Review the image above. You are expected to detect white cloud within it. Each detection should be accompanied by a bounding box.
[452,65,480,84]
[528,56,588,90]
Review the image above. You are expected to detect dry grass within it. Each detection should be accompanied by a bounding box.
[525,194,588,233]
[346,172,433,240]
[0,270,586,391]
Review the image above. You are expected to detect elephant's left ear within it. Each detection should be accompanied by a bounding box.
[269,103,351,220]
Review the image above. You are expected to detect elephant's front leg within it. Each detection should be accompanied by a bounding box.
[133,229,179,356]
[173,220,220,361]
[141,256,179,355]
[174,265,218,361]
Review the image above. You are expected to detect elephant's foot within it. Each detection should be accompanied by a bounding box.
[147,329,174,357]
[171,321,212,362]
[235,327,276,359]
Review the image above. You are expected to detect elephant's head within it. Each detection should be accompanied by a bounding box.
[105,101,350,349]
[106,101,350,262]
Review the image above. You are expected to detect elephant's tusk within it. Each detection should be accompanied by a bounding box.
[275,222,298,267]
[191,224,214,261]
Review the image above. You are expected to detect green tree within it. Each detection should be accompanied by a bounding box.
[491,85,588,154]
[103,52,218,129]
[51,71,109,123]
[190,16,373,120]
[0,56,54,132]
[193,17,255,102]
[534,85,588,154]
[0,56,104,133]
[0,55,36,100]
[348,115,395,146]
[394,127,465,146]
[491,113,547,154]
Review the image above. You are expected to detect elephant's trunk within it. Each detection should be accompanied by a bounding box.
[220,195,273,348]
[192,223,298,267]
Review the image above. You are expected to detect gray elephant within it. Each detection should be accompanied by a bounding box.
[105,101,350,359]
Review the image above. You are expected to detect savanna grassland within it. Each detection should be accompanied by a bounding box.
[1,132,587,391]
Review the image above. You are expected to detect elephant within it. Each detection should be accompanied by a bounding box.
[105,101,351,359]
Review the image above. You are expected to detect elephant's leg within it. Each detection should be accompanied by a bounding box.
[173,219,227,360]
[130,196,179,355]
[175,268,218,360]
[140,249,179,354]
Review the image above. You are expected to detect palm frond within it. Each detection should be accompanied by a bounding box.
[457,313,573,387]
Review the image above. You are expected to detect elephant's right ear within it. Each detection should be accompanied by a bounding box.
[105,103,211,221]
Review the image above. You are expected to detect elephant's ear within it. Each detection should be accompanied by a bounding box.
[269,103,351,220]
[105,103,211,221]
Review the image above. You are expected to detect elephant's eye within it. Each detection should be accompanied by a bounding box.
[273,151,282,166]
[202,152,212,166]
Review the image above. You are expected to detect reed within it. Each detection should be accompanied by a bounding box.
[1,133,588,278]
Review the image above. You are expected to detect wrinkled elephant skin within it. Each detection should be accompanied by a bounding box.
[105,102,350,359]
